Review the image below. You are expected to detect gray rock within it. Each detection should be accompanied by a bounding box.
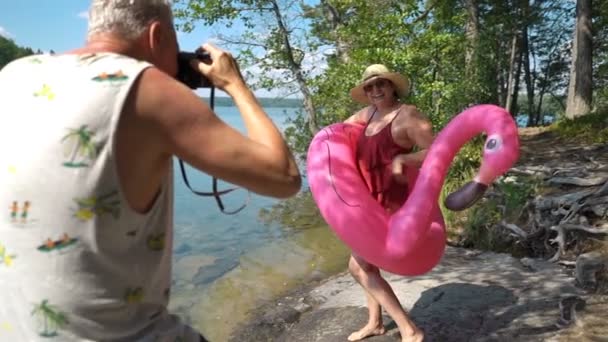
[230,247,594,342]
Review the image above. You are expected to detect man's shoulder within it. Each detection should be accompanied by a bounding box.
[0,54,45,74]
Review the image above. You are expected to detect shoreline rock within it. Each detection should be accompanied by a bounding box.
[230,246,603,341]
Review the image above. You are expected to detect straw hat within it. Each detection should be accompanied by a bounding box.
[350,64,410,104]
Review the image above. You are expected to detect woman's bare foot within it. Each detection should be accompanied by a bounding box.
[401,328,424,342]
[347,323,386,341]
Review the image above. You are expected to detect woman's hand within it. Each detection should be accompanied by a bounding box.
[391,154,409,184]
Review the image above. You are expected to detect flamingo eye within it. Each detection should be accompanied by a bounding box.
[485,135,502,152]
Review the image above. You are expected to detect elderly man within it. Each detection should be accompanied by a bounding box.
[0,0,301,341]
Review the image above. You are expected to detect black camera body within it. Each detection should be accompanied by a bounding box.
[176,49,213,89]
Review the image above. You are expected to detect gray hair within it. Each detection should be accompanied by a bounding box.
[87,0,174,41]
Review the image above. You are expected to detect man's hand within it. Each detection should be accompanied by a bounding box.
[191,43,245,93]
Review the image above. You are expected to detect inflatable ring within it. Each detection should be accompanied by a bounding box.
[306,104,520,276]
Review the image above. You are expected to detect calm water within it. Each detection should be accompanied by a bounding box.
[168,105,350,341]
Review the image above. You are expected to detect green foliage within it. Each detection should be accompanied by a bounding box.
[457,176,538,253]
[552,109,608,143]
[594,0,608,95]
[460,199,504,250]
[438,137,483,233]
[174,0,319,96]
[284,1,474,154]
[0,36,38,70]
[176,0,607,256]
[496,176,539,221]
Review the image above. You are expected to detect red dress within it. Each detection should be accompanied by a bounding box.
[356,108,412,213]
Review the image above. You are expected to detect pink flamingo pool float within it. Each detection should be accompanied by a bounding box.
[306,104,520,276]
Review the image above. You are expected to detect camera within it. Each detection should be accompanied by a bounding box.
[176,48,213,89]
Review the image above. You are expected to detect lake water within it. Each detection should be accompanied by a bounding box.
[167,105,350,341]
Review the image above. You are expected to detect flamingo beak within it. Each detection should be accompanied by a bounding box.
[444,181,488,211]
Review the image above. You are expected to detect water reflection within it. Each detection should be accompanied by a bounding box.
[169,219,349,341]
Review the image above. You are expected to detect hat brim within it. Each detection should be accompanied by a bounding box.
[350,73,410,104]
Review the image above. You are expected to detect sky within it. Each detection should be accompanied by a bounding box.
[0,0,290,98]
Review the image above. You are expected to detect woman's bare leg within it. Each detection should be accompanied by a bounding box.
[347,254,424,342]
[347,287,385,341]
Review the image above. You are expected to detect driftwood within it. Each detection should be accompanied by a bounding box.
[548,223,608,262]
[494,161,608,292]
[548,176,608,187]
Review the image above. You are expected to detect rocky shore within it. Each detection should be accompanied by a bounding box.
[230,246,606,341]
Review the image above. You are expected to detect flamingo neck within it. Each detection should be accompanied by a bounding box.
[407,105,507,202]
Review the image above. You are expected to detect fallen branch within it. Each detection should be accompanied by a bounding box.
[534,189,596,211]
[551,166,590,177]
[559,223,608,235]
[594,179,608,196]
[499,220,528,239]
[548,223,608,262]
[548,176,608,187]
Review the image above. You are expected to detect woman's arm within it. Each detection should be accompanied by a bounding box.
[392,108,434,175]
[344,107,369,124]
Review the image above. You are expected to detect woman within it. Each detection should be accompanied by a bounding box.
[343,64,433,342]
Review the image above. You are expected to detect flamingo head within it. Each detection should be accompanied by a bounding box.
[445,121,520,211]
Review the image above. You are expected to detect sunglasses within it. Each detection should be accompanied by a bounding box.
[363,79,390,93]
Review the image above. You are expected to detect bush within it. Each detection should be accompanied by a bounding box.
[552,109,608,143]
[456,175,539,254]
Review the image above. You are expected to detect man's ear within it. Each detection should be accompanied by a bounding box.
[148,21,163,54]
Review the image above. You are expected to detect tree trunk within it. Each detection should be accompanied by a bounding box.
[535,52,558,126]
[516,0,535,127]
[495,41,505,106]
[464,0,479,79]
[505,33,522,115]
[320,0,350,64]
[270,0,319,134]
[566,0,593,119]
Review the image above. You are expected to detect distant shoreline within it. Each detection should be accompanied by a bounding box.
[199,96,303,108]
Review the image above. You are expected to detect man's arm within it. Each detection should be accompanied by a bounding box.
[133,53,301,199]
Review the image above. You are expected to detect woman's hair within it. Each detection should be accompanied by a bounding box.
[87,0,174,41]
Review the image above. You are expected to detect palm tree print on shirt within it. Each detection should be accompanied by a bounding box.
[147,233,165,251]
[124,287,144,304]
[33,84,55,100]
[61,125,97,168]
[73,191,120,222]
[31,300,68,338]
[0,321,13,332]
[91,70,128,83]
[28,57,43,64]
[0,243,16,266]
[9,201,32,223]
[37,234,78,253]
[8,201,36,227]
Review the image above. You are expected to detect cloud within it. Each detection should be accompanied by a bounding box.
[77,11,89,20]
[0,26,13,39]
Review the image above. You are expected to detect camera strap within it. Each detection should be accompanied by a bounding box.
[177,86,251,215]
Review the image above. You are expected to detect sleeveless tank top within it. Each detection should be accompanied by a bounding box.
[0,53,200,341]
[356,106,412,213]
